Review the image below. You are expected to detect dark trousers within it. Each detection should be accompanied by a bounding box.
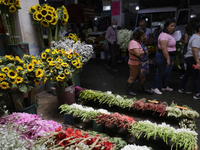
[181,57,200,94]
[153,51,174,89]
[107,42,118,69]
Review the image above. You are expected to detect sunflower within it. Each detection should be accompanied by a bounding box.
[56,64,60,69]
[33,12,38,21]
[5,55,14,61]
[15,0,20,7]
[32,59,38,64]
[2,67,9,72]
[52,11,58,18]
[35,69,44,78]
[61,19,67,26]
[67,54,73,59]
[58,73,65,80]
[9,0,14,4]
[76,62,82,69]
[57,59,63,64]
[23,54,30,58]
[50,78,53,81]
[0,73,6,81]
[63,12,69,22]
[45,14,54,23]
[46,57,53,63]
[49,61,57,66]
[15,77,23,84]
[48,6,55,12]
[44,77,47,83]
[41,53,47,60]
[0,82,9,90]
[50,69,54,73]
[41,20,49,27]
[36,12,43,21]
[29,5,36,13]
[45,49,50,53]
[16,56,23,63]
[58,50,64,53]
[73,52,79,57]
[27,63,34,72]
[42,4,48,9]
[56,76,63,82]
[3,0,9,5]
[16,66,23,72]
[64,69,69,75]
[52,51,56,55]
[23,63,26,68]
[34,79,40,85]
[61,62,69,68]
[41,8,48,17]
[62,5,67,11]
[71,60,77,66]
[7,70,18,79]
[35,4,41,11]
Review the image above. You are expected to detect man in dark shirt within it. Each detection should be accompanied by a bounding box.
[105,19,118,72]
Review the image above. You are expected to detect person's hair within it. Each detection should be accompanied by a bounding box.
[131,28,146,42]
[194,21,200,33]
[162,18,176,34]
[139,19,147,26]
[112,19,117,24]
[66,23,71,30]
[185,23,194,35]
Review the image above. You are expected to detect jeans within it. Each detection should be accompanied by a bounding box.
[153,51,174,89]
[181,57,200,94]
[107,42,118,69]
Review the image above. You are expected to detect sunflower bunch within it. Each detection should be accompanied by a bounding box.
[0,0,21,44]
[0,0,21,13]
[41,48,82,88]
[0,55,46,96]
[29,4,58,28]
[65,33,81,43]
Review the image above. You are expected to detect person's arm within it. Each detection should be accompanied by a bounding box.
[192,47,200,69]
[184,33,189,45]
[132,48,145,57]
[105,28,112,44]
[160,40,170,66]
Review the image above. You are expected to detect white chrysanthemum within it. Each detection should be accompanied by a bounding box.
[121,144,151,150]
[97,108,111,114]
[107,91,112,94]
[118,29,134,49]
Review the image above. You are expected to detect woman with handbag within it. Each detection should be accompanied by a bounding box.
[126,28,153,96]
[151,18,176,94]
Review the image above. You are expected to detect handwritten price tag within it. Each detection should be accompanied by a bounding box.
[176,106,188,110]
[148,100,159,104]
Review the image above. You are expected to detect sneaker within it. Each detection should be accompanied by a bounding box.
[178,89,192,94]
[193,93,200,99]
[161,87,173,91]
[151,88,162,94]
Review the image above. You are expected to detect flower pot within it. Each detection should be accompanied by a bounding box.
[0,34,8,56]
[64,113,75,126]
[7,42,29,58]
[93,120,104,133]
[9,99,39,114]
[55,84,75,106]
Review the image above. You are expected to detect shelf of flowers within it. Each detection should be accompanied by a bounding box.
[75,87,199,131]
[59,103,198,150]
[0,112,152,150]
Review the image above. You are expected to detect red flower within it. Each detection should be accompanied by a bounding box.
[55,126,63,132]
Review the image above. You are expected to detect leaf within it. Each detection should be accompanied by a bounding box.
[7,63,14,68]
[19,84,28,93]
[0,89,6,96]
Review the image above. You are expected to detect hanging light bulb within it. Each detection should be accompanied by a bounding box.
[135,5,139,10]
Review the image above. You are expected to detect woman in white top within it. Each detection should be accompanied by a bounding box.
[179,21,200,99]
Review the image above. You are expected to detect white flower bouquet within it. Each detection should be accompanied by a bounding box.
[117,29,134,49]
[51,38,93,64]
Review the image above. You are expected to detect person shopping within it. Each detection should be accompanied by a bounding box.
[178,21,200,99]
[126,28,153,96]
[151,18,176,94]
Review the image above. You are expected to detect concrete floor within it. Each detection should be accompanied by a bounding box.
[37,57,200,150]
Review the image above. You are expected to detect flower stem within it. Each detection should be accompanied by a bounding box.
[36,24,45,48]
[9,12,18,44]
[47,26,52,46]
[55,23,60,42]
[0,13,12,44]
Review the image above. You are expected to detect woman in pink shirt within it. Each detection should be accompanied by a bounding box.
[151,18,176,94]
[126,28,153,96]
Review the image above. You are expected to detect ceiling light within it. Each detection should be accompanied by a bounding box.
[135,5,139,10]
